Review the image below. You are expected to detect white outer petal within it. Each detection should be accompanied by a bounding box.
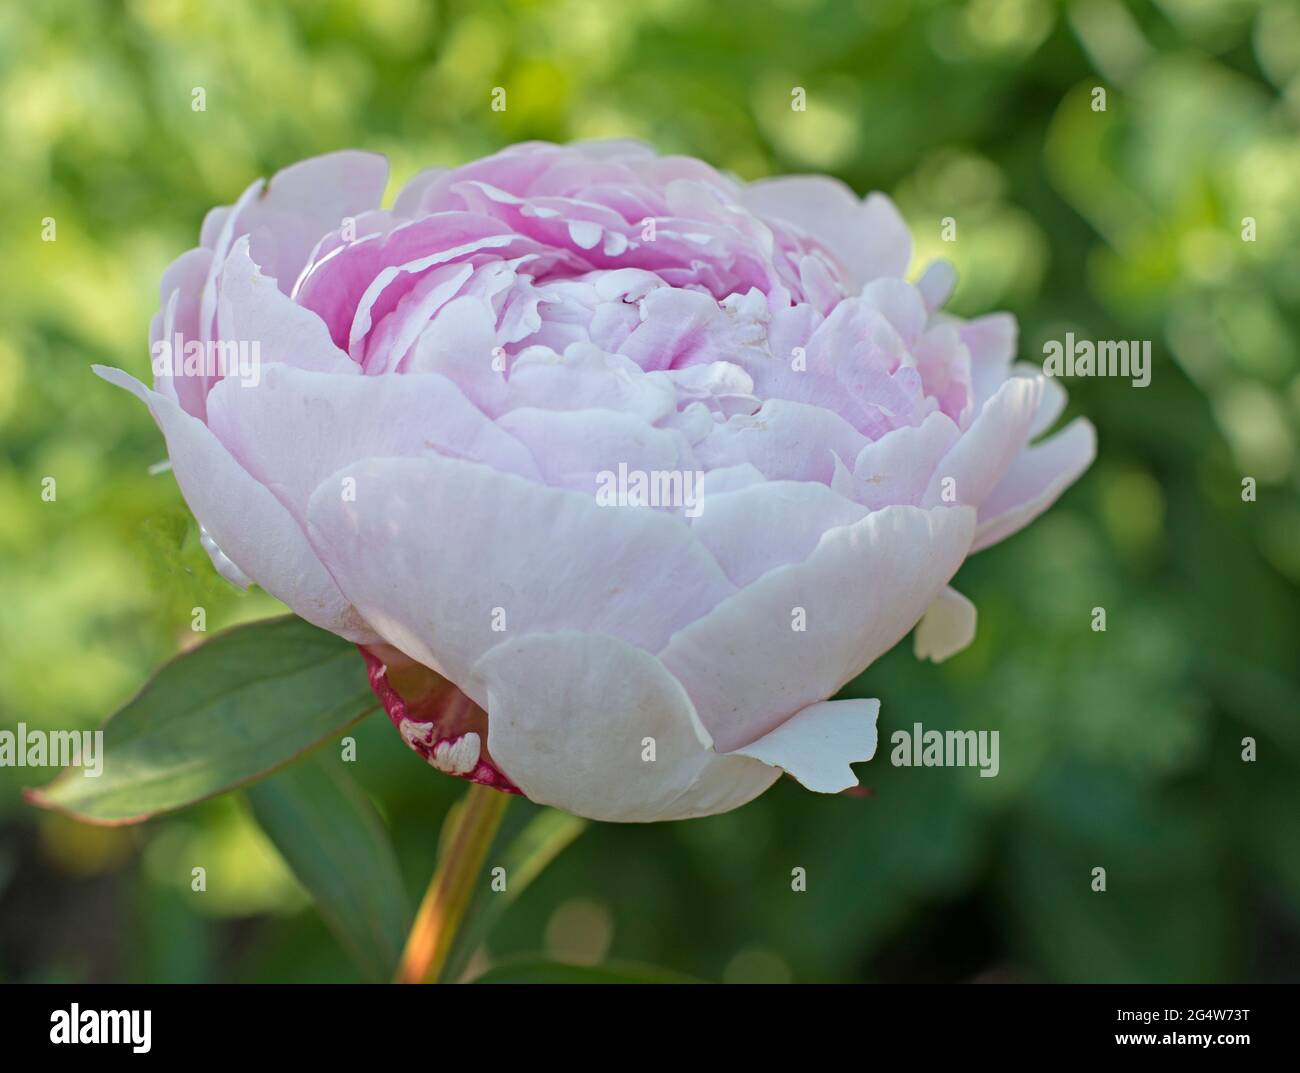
[913,586,977,663]
[475,631,778,822]
[729,698,879,793]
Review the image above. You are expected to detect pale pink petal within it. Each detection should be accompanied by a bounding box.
[837,410,961,510]
[152,247,213,415]
[743,177,911,286]
[475,632,778,822]
[689,480,867,586]
[924,375,1043,508]
[860,278,927,342]
[216,237,358,376]
[973,417,1096,552]
[403,295,509,413]
[695,399,869,484]
[571,138,659,162]
[235,150,389,292]
[92,365,374,642]
[915,259,957,312]
[497,406,694,494]
[1012,360,1067,438]
[503,343,676,424]
[659,504,975,752]
[958,312,1017,413]
[205,365,540,526]
[360,262,474,373]
[305,455,737,701]
[392,166,449,218]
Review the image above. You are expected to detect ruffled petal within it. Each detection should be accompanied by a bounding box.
[743,177,910,287]
[216,237,358,377]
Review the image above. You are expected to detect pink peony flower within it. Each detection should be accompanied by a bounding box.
[97,141,1094,821]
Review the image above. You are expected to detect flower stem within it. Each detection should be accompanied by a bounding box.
[395,782,511,984]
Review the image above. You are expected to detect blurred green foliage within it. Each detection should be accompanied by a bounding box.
[1,0,1297,982]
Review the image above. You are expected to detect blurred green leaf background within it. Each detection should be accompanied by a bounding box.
[1,0,1298,983]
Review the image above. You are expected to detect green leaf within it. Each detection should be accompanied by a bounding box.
[442,808,587,982]
[246,754,411,982]
[470,956,700,984]
[25,616,377,825]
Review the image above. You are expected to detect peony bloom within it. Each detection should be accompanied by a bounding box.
[98,141,1094,822]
